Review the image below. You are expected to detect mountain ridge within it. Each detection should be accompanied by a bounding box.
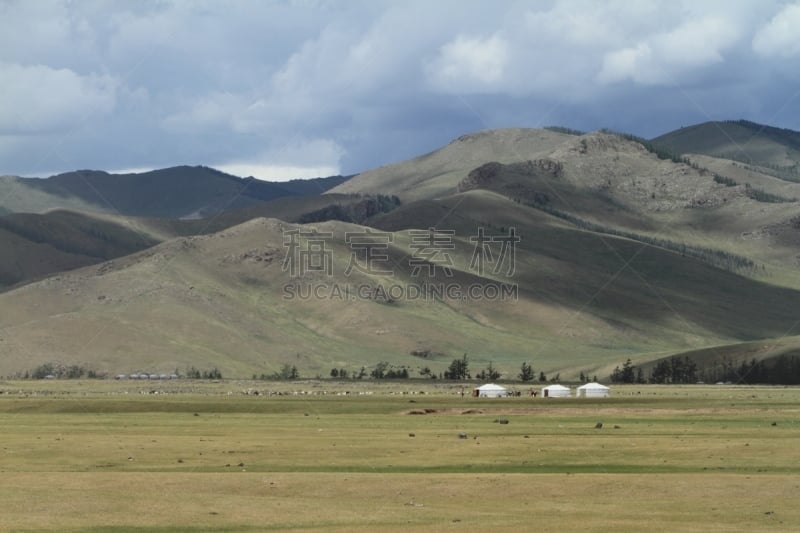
[1,166,350,218]
[2,119,800,379]
[2,199,799,379]
[651,120,800,182]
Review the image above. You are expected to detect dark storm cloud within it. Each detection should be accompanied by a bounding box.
[0,0,797,179]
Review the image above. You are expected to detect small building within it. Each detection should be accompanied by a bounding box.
[472,383,509,398]
[541,384,571,398]
[577,382,610,398]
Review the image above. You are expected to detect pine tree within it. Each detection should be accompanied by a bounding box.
[519,362,534,382]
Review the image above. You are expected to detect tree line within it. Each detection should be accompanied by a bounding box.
[13,364,223,380]
[611,354,800,385]
[327,355,557,383]
[524,199,760,275]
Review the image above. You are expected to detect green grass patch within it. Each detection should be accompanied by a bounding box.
[2,382,800,531]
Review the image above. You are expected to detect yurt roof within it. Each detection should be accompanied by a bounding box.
[577,382,609,390]
[542,384,570,391]
[476,383,507,391]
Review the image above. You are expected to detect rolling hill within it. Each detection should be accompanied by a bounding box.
[2,121,800,380]
[0,192,396,291]
[1,192,799,379]
[0,167,350,218]
[0,167,356,291]
[651,120,800,182]
[0,210,161,290]
[345,128,800,284]
[328,128,574,201]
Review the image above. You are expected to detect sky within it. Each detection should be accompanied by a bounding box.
[1,0,799,181]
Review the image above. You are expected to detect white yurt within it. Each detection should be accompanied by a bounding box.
[541,384,571,398]
[577,382,610,398]
[473,383,509,398]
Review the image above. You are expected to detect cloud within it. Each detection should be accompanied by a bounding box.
[522,1,660,49]
[426,35,509,92]
[596,43,654,85]
[0,62,118,134]
[0,1,99,68]
[0,1,797,178]
[655,17,740,67]
[160,92,246,134]
[597,16,741,85]
[753,3,800,57]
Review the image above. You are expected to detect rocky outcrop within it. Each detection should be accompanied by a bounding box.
[457,162,503,192]
[457,159,563,193]
[507,158,563,177]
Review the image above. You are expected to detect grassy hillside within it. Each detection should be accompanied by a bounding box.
[182,193,400,234]
[0,193,400,292]
[329,128,574,201]
[131,193,376,239]
[2,193,800,380]
[276,174,352,195]
[3,123,800,380]
[0,210,161,290]
[652,120,800,181]
[686,153,800,199]
[0,175,101,214]
[353,129,800,286]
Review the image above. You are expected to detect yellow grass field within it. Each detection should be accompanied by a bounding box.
[1,380,798,532]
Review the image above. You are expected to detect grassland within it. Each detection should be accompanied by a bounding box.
[1,380,798,532]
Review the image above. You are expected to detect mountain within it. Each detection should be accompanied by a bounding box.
[276,175,352,196]
[0,175,101,215]
[332,125,800,242]
[328,128,574,201]
[344,128,800,285]
[651,120,800,182]
[1,195,799,379]
[0,210,160,290]
[0,192,394,291]
[0,167,355,289]
[3,122,800,379]
[0,167,350,218]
